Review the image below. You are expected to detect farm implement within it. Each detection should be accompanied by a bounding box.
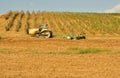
[65,33,86,40]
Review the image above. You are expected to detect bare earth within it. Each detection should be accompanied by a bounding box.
[0,37,120,78]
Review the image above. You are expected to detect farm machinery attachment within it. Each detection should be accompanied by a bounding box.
[65,33,86,40]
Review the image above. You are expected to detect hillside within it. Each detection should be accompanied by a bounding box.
[0,11,120,37]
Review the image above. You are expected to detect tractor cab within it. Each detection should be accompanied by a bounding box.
[39,24,48,31]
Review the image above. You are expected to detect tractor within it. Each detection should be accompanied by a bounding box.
[28,24,52,38]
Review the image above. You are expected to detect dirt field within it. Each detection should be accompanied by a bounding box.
[0,37,120,78]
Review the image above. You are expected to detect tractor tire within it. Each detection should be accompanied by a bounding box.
[35,33,40,38]
[40,30,52,38]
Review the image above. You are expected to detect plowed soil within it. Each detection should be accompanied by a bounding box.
[0,37,120,78]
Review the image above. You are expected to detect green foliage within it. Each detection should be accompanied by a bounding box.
[24,11,30,34]
[5,22,12,31]
[4,11,13,20]
[0,48,13,54]
[16,20,21,32]
[77,48,103,54]
[5,11,19,31]
[25,21,29,34]
[26,10,30,16]
[33,48,109,54]
[0,36,1,39]
[47,52,70,55]
[5,23,10,31]
[32,11,37,27]
[32,10,36,16]
[20,10,24,18]
[68,47,109,54]
[26,10,30,20]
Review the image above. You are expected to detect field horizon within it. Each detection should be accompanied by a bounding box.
[0,11,120,38]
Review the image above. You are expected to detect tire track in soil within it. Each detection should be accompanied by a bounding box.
[42,12,51,29]
[47,13,57,34]
[28,14,34,28]
[49,13,63,35]
[57,14,71,34]
[43,12,55,32]
[73,15,90,35]
[71,13,90,35]
[71,14,87,34]
[62,14,77,34]
[28,14,33,28]
[36,12,42,27]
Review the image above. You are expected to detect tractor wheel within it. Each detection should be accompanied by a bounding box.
[40,30,52,38]
[35,33,40,38]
